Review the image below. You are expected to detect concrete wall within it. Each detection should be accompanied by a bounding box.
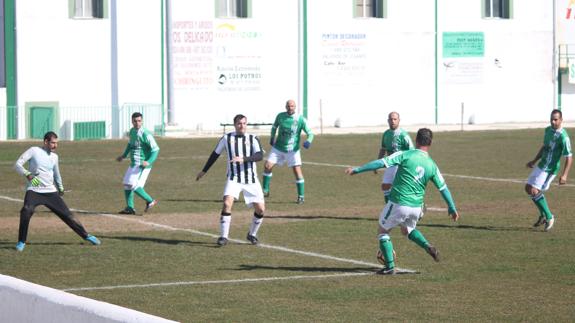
[0,274,177,323]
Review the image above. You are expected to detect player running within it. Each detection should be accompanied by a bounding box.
[262,99,314,204]
[116,112,160,215]
[346,128,459,275]
[525,109,572,231]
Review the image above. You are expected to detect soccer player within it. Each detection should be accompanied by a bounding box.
[116,112,160,215]
[196,114,266,246]
[13,131,101,252]
[378,112,414,203]
[346,128,459,275]
[262,99,314,204]
[525,109,572,232]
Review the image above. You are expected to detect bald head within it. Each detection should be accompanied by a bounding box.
[387,112,400,130]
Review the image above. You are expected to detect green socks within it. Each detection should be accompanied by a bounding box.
[262,173,272,193]
[378,235,395,269]
[296,179,305,198]
[532,194,553,220]
[408,229,430,250]
[134,187,153,203]
[124,190,135,209]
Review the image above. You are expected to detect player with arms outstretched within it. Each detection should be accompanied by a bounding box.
[346,128,459,275]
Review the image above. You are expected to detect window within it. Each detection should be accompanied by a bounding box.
[216,0,251,18]
[71,0,106,19]
[484,0,511,19]
[354,0,386,19]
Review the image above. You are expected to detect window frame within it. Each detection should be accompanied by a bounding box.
[353,0,386,19]
[70,0,108,20]
[483,0,512,19]
[215,0,252,19]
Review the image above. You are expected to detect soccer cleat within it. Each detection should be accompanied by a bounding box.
[85,235,101,245]
[296,196,305,204]
[544,216,555,232]
[533,216,546,227]
[426,245,440,262]
[119,207,136,215]
[216,237,228,246]
[376,267,396,275]
[246,233,259,245]
[15,241,26,252]
[263,191,270,198]
[145,200,158,212]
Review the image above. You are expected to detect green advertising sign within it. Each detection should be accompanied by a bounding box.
[443,32,484,58]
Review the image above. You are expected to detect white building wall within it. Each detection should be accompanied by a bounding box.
[7,0,562,136]
[15,0,111,139]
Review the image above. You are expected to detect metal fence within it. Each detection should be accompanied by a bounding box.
[0,104,164,141]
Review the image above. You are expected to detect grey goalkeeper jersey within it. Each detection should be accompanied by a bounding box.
[14,147,62,193]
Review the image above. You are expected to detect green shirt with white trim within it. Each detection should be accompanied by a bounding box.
[271,112,314,153]
[537,126,572,175]
[122,127,160,168]
[381,128,414,155]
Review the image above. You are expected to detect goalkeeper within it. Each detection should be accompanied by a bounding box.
[346,128,459,275]
[13,131,101,252]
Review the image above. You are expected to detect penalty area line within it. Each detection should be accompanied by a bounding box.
[62,272,373,292]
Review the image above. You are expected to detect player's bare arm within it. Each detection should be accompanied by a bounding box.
[526,146,544,168]
[559,156,573,185]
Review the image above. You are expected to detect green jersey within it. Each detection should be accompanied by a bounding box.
[122,127,160,168]
[537,126,572,175]
[381,128,413,155]
[354,149,447,207]
[271,112,314,153]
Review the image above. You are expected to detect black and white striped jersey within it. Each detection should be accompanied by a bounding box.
[214,132,263,184]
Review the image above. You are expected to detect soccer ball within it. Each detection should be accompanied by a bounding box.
[376,249,397,266]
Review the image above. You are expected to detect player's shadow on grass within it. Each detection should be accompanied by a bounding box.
[419,223,532,232]
[236,264,375,273]
[268,214,374,221]
[165,198,297,205]
[164,198,223,203]
[99,235,217,247]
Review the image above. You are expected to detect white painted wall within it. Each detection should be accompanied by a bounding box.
[0,274,177,323]
[7,0,564,137]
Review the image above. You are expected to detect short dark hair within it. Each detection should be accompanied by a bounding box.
[416,128,433,147]
[131,112,143,120]
[43,131,58,142]
[233,114,247,124]
[551,109,562,119]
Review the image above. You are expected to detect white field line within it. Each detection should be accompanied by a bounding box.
[62,272,372,292]
[0,195,417,291]
[304,161,575,188]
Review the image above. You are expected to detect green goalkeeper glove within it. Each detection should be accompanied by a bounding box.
[58,185,65,196]
[30,177,41,187]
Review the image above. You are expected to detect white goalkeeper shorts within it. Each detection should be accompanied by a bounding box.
[122,166,152,191]
[223,179,265,207]
[381,165,398,184]
[526,166,556,192]
[266,147,302,167]
[379,202,423,234]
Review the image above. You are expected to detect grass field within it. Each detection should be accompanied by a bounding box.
[1,129,574,322]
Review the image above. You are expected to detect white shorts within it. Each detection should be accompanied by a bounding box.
[379,202,423,234]
[223,179,265,207]
[526,167,556,192]
[266,147,302,167]
[381,165,398,185]
[122,166,151,191]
